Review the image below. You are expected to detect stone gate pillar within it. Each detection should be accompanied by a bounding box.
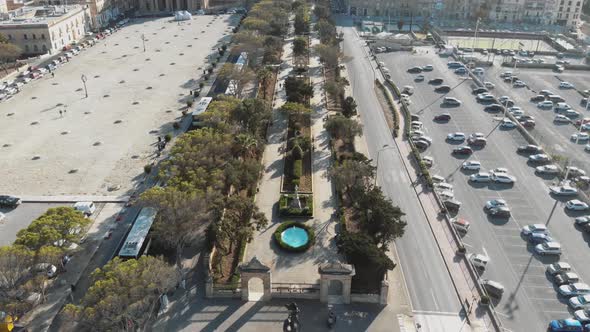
[319,262,355,304]
[239,257,272,301]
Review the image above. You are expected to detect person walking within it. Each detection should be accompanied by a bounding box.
[51,72,55,78]
[59,110,63,117]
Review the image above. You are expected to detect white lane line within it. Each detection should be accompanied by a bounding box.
[413,310,462,316]
[430,289,440,311]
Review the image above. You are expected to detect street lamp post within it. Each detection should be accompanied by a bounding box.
[80,74,88,98]
[141,34,146,52]
[375,144,395,186]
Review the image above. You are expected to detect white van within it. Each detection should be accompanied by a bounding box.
[473,67,485,75]
[73,201,96,216]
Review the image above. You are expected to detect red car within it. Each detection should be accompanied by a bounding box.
[452,146,473,155]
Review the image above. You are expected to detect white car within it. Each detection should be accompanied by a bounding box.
[547,262,572,275]
[491,167,508,174]
[443,97,462,106]
[559,283,590,297]
[513,80,526,87]
[510,109,524,117]
[492,173,516,184]
[549,186,578,196]
[538,101,554,108]
[585,144,590,152]
[554,114,571,123]
[484,82,495,89]
[469,172,492,182]
[422,64,434,71]
[521,224,548,236]
[0,212,5,222]
[574,309,590,322]
[498,96,510,103]
[571,133,590,142]
[447,132,466,141]
[434,182,453,191]
[485,199,507,210]
[500,119,516,129]
[477,94,495,102]
[529,154,550,162]
[468,253,489,269]
[415,74,425,81]
[560,81,575,89]
[566,200,589,211]
[431,175,445,183]
[565,110,580,118]
[570,295,590,310]
[462,161,481,170]
[535,241,562,256]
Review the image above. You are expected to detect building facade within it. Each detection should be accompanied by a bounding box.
[0,5,89,55]
[554,0,583,28]
[36,0,134,29]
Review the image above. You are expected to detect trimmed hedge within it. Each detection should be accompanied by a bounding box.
[273,221,315,252]
[293,159,303,178]
[279,193,313,217]
[376,80,400,137]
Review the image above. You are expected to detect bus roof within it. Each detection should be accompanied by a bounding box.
[191,97,213,118]
[119,207,157,258]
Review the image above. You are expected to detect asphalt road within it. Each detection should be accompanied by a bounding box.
[0,203,65,246]
[378,46,590,331]
[339,23,462,315]
[480,67,590,173]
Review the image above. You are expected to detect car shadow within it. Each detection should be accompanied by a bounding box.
[535,172,558,180]
[433,119,450,124]
[460,168,478,175]
[446,139,465,145]
[468,181,489,189]
[451,153,471,160]
[485,214,510,225]
[549,193,576,202]
[488,182,514,190]
[440,103,461,108]
[564,208,589,217]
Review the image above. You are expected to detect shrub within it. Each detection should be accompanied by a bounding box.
[187,100,194,108]
[292,178,300,186]
[204,75,209,81]
[199,82,205,89]
[211,62,217,68]
[208,67,214,74]
[222,45,228,51]
[144,164,152,174]
[164,134,172,142]
[480,295,491,305]
[278,194,314,217]
[293,159,303,178]
[291,144,303,160]
[273,221,315,252]
[172,122,180,130]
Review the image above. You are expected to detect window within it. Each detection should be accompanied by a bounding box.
[41,33,45,39]
[577,1,581,5]
[559,6,563,11]
[560,0,564,4]
[42,44,47,51]
[568,1,571,5]
[566,13,569,18]
[23,34,28,40]
[32,33,36,39]
[33,45,38,52]
[25,45,30,52]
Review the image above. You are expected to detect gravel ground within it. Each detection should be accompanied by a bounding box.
[0,15,236,196]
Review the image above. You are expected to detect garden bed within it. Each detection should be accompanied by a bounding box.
[324,66,342,111]
[211,238,246,284]
[279,193,314,217]
[282,114,313,192]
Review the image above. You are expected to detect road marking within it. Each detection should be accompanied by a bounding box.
[413,310,461,316]
[462,242,473,248]
[482,246,488,257]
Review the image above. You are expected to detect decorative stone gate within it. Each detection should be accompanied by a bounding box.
[239,257,272,301]
[318,262,355,304]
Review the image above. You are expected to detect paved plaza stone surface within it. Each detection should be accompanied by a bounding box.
[0,15,236,196]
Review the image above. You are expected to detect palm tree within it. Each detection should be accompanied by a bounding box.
[256,66,273,99]
[233,133,260,159]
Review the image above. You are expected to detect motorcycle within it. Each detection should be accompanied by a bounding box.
[327,310,337,328]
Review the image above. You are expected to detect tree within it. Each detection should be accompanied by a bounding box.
[329,159,375,202]
[140,187,212,267]
[232,133,261,159]
[218,63,255,98]
[359,187,406,248]
[314,44,340,68]
[0,245,34,298]
[294,9,310,35]
[280,102,311,116]
[313,5,330,20]
[64,256,179,331]
[15,207,90,251]
[293,37,308,57]
[231,98,271,137]
[342,96,357,118]
[315,19,337,45]
[284,76,314,104]
[211,195,268,257]
[242,17,271,34]
[0,33,22,75]
[324,114,363,142]
[225,158,263,193]
[256,66,273,98]
[161,128,233,192]
[336,231,395,275]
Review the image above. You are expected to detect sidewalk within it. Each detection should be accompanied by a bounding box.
[20,195,130,203]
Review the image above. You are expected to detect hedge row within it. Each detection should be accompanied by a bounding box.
[376,79,400,137]
[273,221,315,252]
[293,159,303,178]
[279,194,313,217]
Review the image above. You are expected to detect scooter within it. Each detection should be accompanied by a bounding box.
[327,310,337,328]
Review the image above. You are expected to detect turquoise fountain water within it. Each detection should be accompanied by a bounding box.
[281,226,309,248]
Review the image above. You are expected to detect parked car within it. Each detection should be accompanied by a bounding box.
[554,271,580,286]
[447,132,466,141]
[484,104,504,112]
[488,206,511,217]
[443,199,462,212]
[574,309,590,323]
[452,146,473,155]
[468,137,487,147]
[522,223,548,236]
[559,283,590,297]
[443,97,461,106]
[549,95,566,103]
[469,172,492,183]
[462,161,481,171]
[535,241,562,256]
[548,319,583,332]
[435,85,451,93]
[550,186,578,196]
[540,89,554,96]
[566,200,590,211]
[434,113,451,121]
[571,133,590,142]
[408,66,423,73]
[485,199,507,210]
[538,101,554,109]
[422,64,434,71]
[415,74,425,81]
[560,81,575,89]
[513,80,527,87]
[484,82,495,89]
[477,93,496,102]
[530,95,546,102]
[518,144,543,154]
[547,262,572,275]
[429,78,444,85]
[521,120,536,128]
[528,154,551,163]
[492,173,516,184]
[566,166,587,178]
[555,114,571,123]
[468,253,489,269]
[472,87,488,95]
[0,195,21,208]
[575,216,590,225]
[565,110,581,118]
[500,119,517,129]
[528,232,554,245]
[454,67,467,74]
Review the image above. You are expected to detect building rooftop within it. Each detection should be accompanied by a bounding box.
[0,5,82,26]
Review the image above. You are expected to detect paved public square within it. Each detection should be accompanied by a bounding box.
[446,36,555,52]
[0,15,237,196]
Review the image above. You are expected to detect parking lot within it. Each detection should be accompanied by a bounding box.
[446,36,555,52]
[379,47,590,331]
[0,15,236,196]
[480,67,590,174]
